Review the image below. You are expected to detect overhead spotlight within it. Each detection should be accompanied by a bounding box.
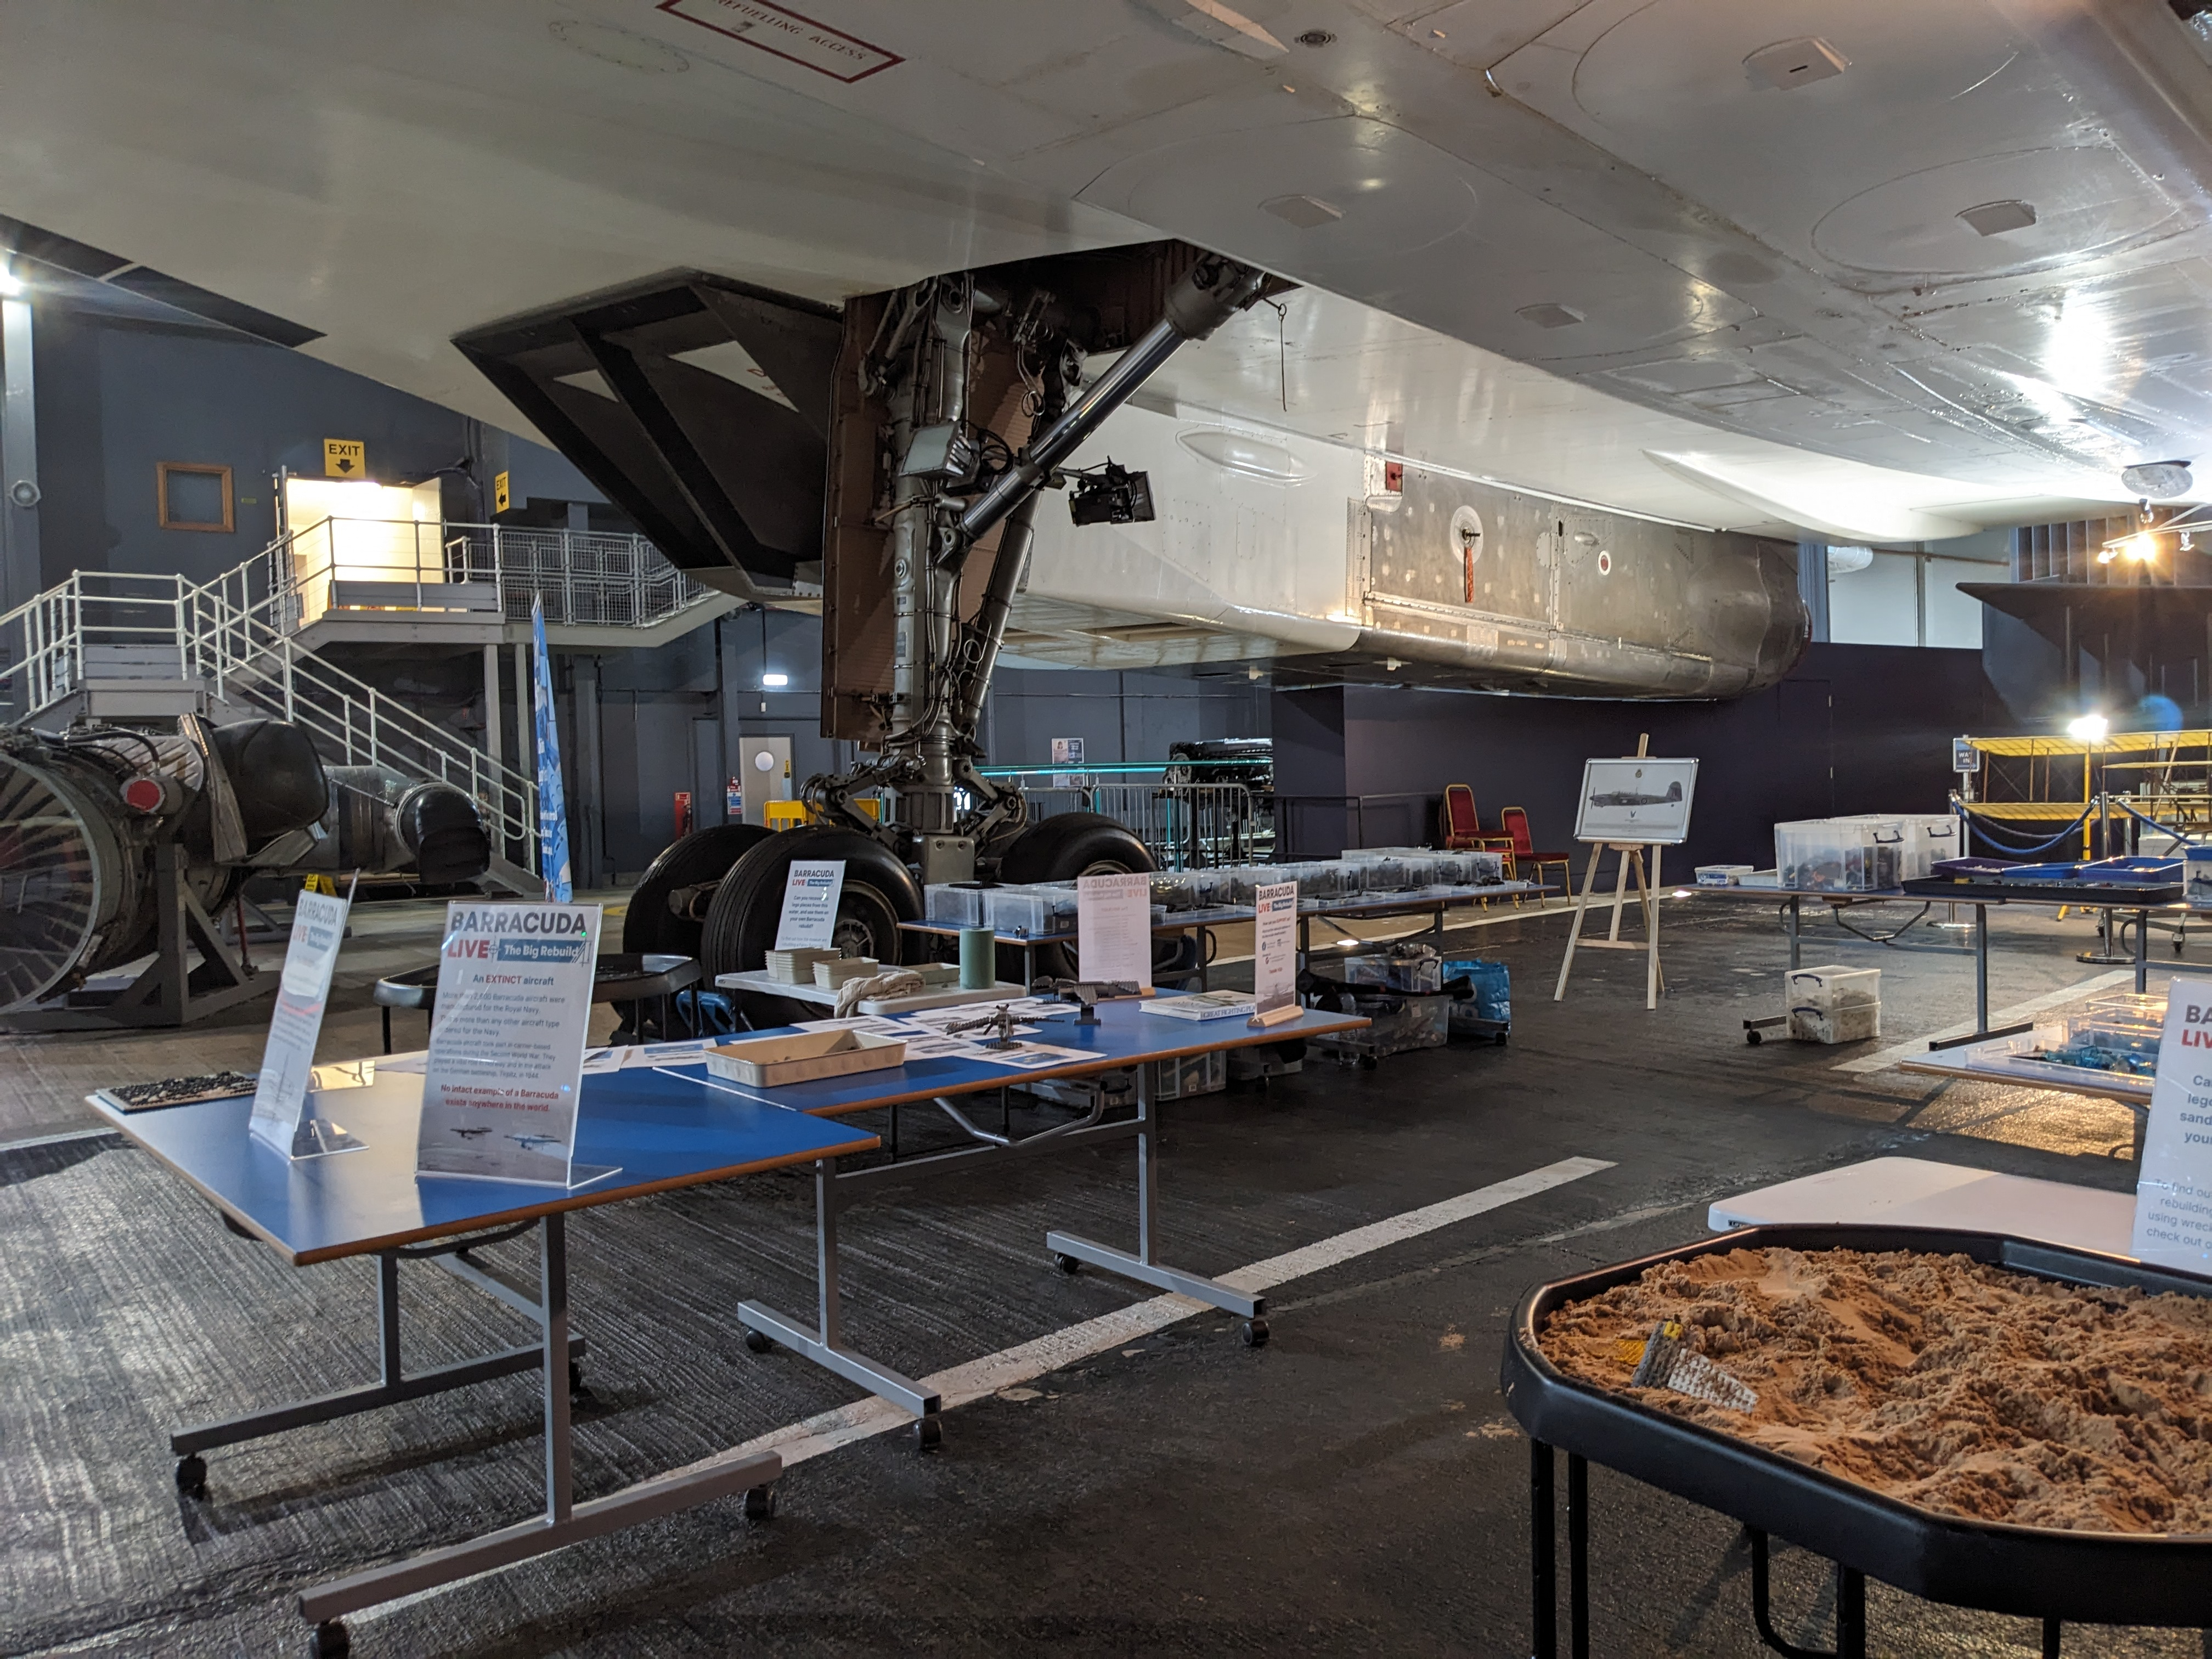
[760,672,789,688]
[2067,713,2109,742]
[2124,532,2158,563]
[0,268,24,299]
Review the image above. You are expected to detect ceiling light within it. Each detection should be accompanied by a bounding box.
[0,268,24,298]
[2124,532,2158,563]
[761,672,789,687]
[2067,713,2109,742]
[1744,38,1848,90]
[1958,200,2038,238]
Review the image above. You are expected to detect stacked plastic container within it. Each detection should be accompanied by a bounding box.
[1784,964,1881,1043]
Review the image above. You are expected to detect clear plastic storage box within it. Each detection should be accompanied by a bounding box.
[1784,963,1881,1043]
[924,883,988,927]
[1775,819,1901,891]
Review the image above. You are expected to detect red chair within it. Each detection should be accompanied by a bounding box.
[1500,806,1572,892]
[1441,785,1517,869]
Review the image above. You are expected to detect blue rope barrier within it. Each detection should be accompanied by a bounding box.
[1959,804,2096,855]
[2114,797,2206,846]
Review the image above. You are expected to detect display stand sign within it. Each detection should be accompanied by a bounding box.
[1077,871,1153,992]
[2132,977,2212,1269]
[249,883,362,1158]
[416,902,612,1188]
[775,860,846,952]
[1555,740,1688,1013]
[1250,879,1300,1025]
[1052,736,1085,790]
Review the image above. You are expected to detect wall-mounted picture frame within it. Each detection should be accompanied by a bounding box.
[1573,757,1699,844]
[156,461,234,533]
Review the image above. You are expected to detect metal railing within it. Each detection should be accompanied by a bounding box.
[229,516,718,633]
[1022,781,1266,869]
[0,567,540,860]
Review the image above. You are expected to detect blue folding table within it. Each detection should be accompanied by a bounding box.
[89,1066,878,1659]
[655,998,1367,1442]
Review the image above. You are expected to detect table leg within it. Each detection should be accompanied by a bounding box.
[1044,1062,1267,1338]
[1788,895,1801,972]
[1531,1440,1556,1659]
[1835,1565,1866,1659]
[172,1239,580,1465]
[2136,907,2149,995]
[295,1214,780,1638]
[1566,1451,1589,1659]
[2044,1618,2061,1658]
[1976,904,1990,1036]
[737,1156,944,1444]
[381,1006,392,1056]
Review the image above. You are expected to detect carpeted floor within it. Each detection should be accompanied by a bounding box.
[7,895,2204,1656]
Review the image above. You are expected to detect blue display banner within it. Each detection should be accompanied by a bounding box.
[532,597,573,902]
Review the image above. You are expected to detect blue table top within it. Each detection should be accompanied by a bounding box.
[657,998,1367,1119]
[89,1068,878,1265]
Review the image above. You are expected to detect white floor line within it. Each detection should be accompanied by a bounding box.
[359,1154,1611,1623]
[1831,968,2134,1075]
[0,1125,117,1154]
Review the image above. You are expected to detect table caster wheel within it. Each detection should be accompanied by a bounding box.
[914,1415,943,1453]
[1745,1029,1763,1046]
[1254,1075,1271,1094]
[1241,1318,1269,1347]
[174,1454,207,1498]
[568,1359,588,1393]
[743,1483,778,1521]
[308,1618,349,1658]
[744,1328,774,1354]
[1359,1055,1378,1070]
[1054,1252,1081,1276]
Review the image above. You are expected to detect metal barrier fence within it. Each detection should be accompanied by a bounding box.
[1022,781,1267,869]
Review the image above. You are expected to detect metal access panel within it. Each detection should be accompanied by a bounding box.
[818,239,1207,743]
[738,735,792,827]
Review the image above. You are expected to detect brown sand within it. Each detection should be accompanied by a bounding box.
[1538,1247,2212,1533]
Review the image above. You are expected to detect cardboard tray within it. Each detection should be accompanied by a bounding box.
[1502,1224,2212,1627]
[704,1029,906,1087]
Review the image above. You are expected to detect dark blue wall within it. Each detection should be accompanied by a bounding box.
[1270,643,2015,873]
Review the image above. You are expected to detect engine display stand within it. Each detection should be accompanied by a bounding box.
[4,844,273,1030]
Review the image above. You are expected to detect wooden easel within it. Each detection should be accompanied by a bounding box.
[1553,735,1668,1011]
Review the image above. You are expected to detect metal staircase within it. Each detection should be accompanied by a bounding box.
[0,520,734,888]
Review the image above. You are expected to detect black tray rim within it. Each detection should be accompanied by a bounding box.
[1502,1222,2212,1626]
[1899,877,2183,905]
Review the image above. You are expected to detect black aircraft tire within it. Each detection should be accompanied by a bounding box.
[699,828,923,995]
[995,813,1155,980]
[996,812,1153,885]
[620,825,774,958]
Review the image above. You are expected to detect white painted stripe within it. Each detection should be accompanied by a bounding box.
[1831,968,2134,1074]
[358,1154,1612,1622]
[0,1125,117,1154]
[682,1154,1613,1473]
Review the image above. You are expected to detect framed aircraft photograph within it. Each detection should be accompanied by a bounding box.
[1572,757,1699,844]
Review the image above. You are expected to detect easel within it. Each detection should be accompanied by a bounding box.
[1553,736,1668,1011]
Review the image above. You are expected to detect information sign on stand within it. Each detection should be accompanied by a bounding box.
[249,883,362,1158]
[2132,977,2212,1270]
[1555,737,1691,1012]
[1250,879,1300,1025]
[775,860,847,952]
[416,902,612,1188]
[1077,871,1153,992]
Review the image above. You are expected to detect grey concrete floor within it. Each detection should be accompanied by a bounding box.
[3,891,2204,1657]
